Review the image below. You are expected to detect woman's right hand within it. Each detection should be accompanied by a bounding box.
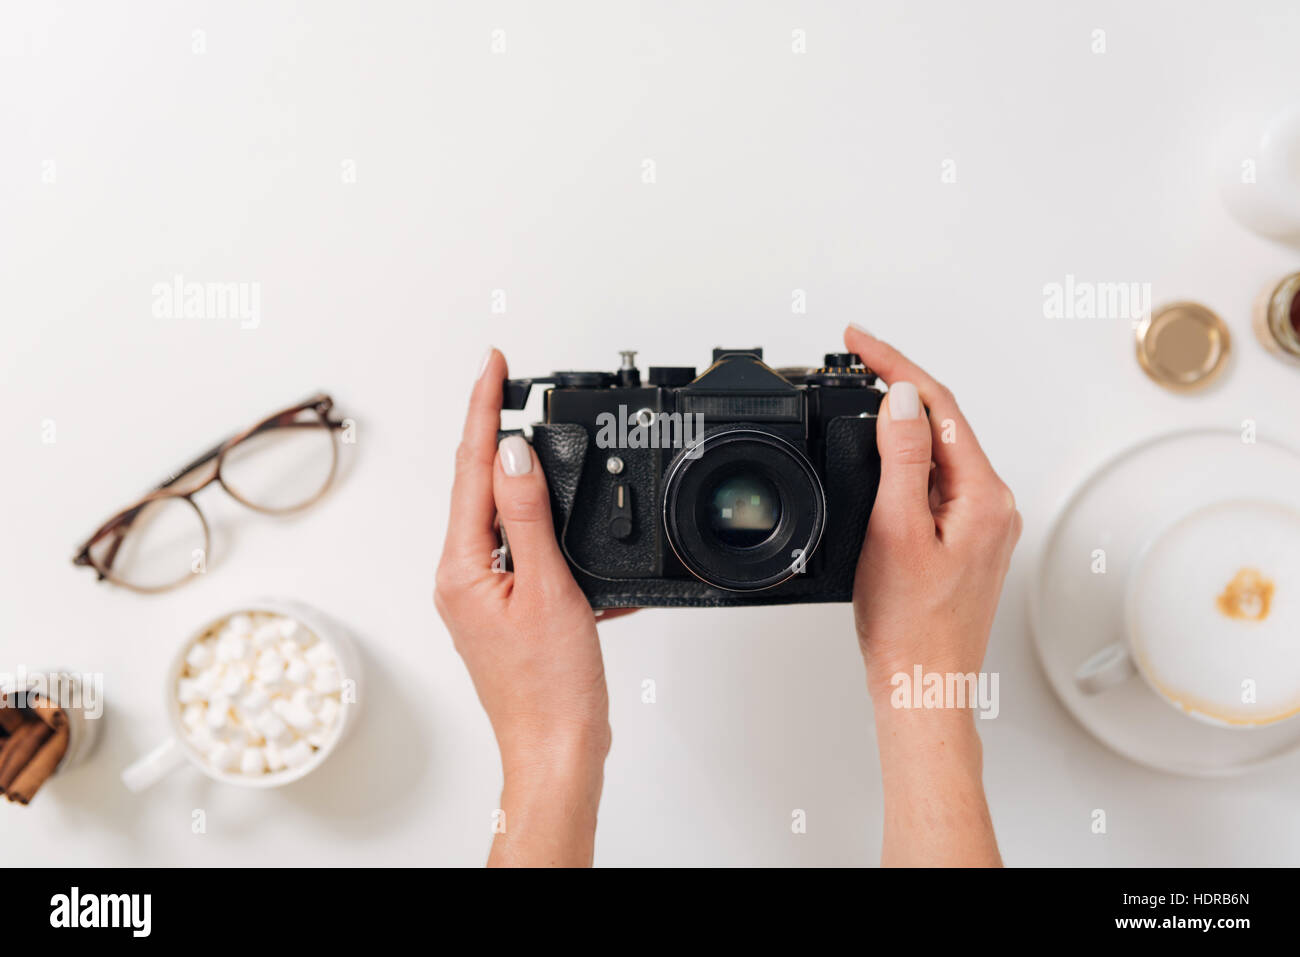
[844,324,1021,867]
[846,325,1022,696]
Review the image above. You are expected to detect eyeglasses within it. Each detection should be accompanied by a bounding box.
[73,393,346,593]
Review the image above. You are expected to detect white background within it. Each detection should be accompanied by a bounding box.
[3,0,1299,865]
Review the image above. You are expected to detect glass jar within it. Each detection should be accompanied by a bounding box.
[1254,271,1300,363]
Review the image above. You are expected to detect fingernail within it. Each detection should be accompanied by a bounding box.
[888,381,920,420]
[498,434,533,476]
[848,322,871,337]
[478,348,495,379]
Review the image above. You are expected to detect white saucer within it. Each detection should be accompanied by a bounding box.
[1030,429,1300,776]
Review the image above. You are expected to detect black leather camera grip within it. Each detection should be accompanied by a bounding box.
[818,414,880,591]
[494,424,588,575]
[525,423,588,528]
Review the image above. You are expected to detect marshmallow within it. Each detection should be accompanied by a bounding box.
[188,724,216,754]
[254,657,285,688]
[225,613,252,637]
[254,710,291,745]
[276,700,319,733]
[216,633,248,664]
[207,742,240,771]
[240,747,267,776]
[264,741,287,772]
[182,702,206,730]
[281,740,313,768]
[239,686,270,715]
[251,621,281,649]
[220,725,251,748]
[256,647,284,671]
[284,658,311,686]
[177,678,202,704]
[205,697,232,730]
[277,617,300,638]
[305,643,335,668]
[185,641,214,670]
[192,666,222,695]
[220,667,248,698]
[311,666,342,694]
[317,696,341,729]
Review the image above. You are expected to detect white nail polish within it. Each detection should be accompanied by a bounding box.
[499,435,533,476]
[888,381,921,420]
[478,348,494,378]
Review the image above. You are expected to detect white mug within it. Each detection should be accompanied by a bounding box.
[1075,499,1300,728]
[121,598,361,792]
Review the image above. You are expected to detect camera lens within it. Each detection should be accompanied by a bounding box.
[706,472,782,548]
[663,427,825,592]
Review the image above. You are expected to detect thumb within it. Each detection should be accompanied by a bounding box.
[494,434,573,594]
[873,381,936,539]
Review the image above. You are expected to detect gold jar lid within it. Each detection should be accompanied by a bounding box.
[1135,302,1231,391]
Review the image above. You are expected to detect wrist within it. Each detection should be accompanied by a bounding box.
[493,734,607,868]
[872,696,985,791]
[863,653,992,709]
[871,699,999,867]
[873,697,980,751]
[499,721,610,792]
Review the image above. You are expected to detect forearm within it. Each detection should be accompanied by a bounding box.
[487,744,605,867]
[872,703,1001,867]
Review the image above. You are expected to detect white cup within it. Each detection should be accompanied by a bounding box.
[1075,500,1300,727]
[121,598,361,792]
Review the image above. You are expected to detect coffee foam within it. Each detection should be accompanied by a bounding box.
[1128,500,1300,726]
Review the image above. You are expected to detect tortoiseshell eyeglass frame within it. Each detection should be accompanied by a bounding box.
[72,393,346,593]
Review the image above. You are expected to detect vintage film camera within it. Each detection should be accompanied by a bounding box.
[500,347,884,608]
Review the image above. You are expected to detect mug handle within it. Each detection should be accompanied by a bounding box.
[1075,642,1136,694]
[121,736,187,793]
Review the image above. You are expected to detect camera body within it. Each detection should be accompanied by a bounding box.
[501,347,883,608]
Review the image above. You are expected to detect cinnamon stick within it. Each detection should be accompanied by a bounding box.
[5,722,69,804]
[0,703,21,735]
[0,718,52,792]
[25,694,67,731]
[0,719,22,769]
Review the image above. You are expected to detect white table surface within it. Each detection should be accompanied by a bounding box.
[3,0,1299,866]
